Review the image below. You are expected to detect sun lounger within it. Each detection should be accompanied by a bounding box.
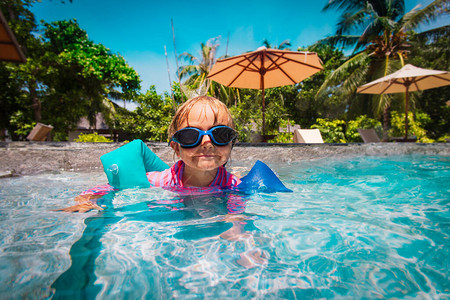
[293,129,324,143]
[357,128,380,143]
[26,123,53,141]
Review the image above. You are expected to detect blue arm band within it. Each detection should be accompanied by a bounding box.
[100,139,169,189]
[237,160,292,193]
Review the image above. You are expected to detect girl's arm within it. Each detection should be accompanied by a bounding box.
[57,184,117,212]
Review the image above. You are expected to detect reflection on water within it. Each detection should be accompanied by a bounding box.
[0,155,449,298]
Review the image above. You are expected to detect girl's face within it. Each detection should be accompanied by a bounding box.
[170,102,233,173]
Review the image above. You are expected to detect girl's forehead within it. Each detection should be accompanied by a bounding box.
[185,102,229,124]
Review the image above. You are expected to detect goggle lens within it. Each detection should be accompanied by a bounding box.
[171,126,237,148]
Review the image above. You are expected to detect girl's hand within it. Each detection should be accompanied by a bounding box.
[56,194,104,213]
[57,201,104,213]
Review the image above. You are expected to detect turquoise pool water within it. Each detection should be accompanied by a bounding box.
[0,155,449,299]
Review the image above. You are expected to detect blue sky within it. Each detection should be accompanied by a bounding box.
[32,0,448,96]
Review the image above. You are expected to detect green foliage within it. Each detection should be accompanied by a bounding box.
[318,0,448,139]
[116,86,176,142]
[0,11,141,141]
[409,27,450,141]
[311,118,346,143]
[1,1,448,145]
[292,43,346,127]
[9,111,35,139]
[389,111,434,143]
[74,132,113,143]
[269,119,294,143]
[346,115,382,143]
[229,97,261,143]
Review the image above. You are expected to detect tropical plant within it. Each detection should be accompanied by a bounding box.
[408,26,450,141]
[262,39,292,50]
[289,43,346,127]
[116,86,176,142]
[41,19,140,135]
[9,111,35,140]
[229,96,261,143]
[178,37,220,98]
[74,132,113,143]
[389,111,434,143]
[311,118,347,143]
[317,0,448,140]
[269,119,294,143]
[0,2,141,141]
[346,115,382,142]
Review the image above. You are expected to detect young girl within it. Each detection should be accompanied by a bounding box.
[62,96,266,268]
[62,96,241,212]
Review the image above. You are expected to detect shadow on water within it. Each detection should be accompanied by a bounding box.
[51,211,120,298]
[51,191,248,298]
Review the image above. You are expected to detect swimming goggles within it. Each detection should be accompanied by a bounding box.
[170,125,237,148]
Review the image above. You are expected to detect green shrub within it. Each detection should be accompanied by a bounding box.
[311,118,346,143]
[10,111,36,140]
[269,132,293,143]
[229,99,260,143]
[390,111,434,143]
[74,132,113,143]
[346,115,382,142]
[269,119,294,143]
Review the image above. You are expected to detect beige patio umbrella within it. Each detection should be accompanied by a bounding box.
[207,46,323,137]
[357,64,450,140]
[0,10,26,63]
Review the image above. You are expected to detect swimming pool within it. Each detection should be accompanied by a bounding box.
[1,155,449,298]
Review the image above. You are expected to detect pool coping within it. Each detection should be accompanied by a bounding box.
[1,141,449,177]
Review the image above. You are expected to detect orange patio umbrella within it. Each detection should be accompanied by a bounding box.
[207,46,323,137]
[357,64,450,140]
[0,10,26,63]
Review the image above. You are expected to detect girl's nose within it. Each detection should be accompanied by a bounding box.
[201,134,213,147]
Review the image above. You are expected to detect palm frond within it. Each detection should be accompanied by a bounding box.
[178,52,198,64]
[322,0,363,13]
[314,35,361,50]
[402,0,449,31]
[278,40,292,50]
[415,24,450,40]
[178,65,200,80]
[317,51,369,98]
[336,8,368,35]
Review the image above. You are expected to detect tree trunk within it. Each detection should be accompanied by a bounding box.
[382,103,390,142]
[29,82,42,122]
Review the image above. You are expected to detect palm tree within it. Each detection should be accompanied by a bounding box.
[317,0,447,140]
[177,37,242,106]
[262,39,292,50]
[177,37,220,99]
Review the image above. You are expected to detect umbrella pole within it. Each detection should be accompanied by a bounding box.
[260,71,266,137]
[262,88,266,137]
[404,87,409,141]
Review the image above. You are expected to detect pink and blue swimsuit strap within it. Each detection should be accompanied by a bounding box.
[81,161,241,196]
[146,161,240,189]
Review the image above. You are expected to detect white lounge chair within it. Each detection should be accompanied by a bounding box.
[357,128,380,143]
[293,129,324,143]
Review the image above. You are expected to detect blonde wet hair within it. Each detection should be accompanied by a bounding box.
[168,96,235,137]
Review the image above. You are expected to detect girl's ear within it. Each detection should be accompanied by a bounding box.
[170,141,181,157]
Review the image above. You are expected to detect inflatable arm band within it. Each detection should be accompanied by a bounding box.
[100,139,291,192]
[100,139,169,189]
[238,160,292,193]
